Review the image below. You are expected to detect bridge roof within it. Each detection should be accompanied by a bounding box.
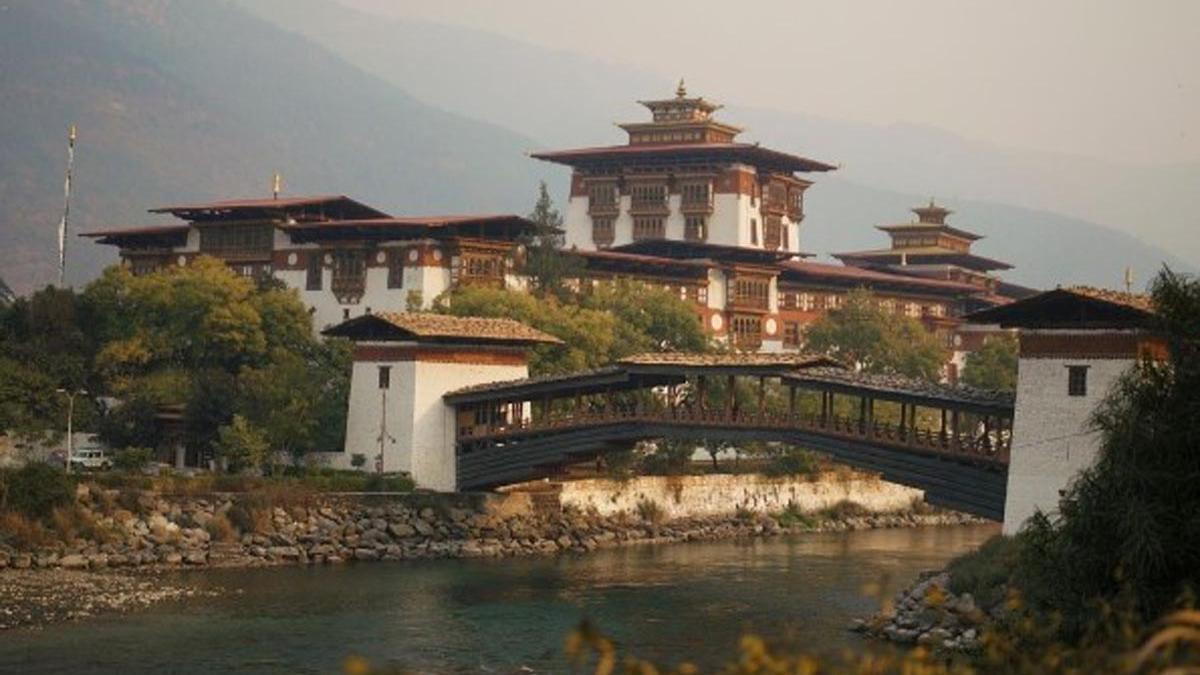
[444,352,844,404]
[782,367,1014,415]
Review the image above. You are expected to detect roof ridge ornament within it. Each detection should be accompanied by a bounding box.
[676,78,687,98]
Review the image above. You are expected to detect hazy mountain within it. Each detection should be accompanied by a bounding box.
[239,0,1197,287]
[0,0,550,294]
[802,178,1188,291]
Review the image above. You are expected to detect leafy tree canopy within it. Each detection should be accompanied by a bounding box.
[962,334,1019,392]
[436,280,709,375]
[803,289,947,380]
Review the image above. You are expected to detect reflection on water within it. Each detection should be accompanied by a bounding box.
[0,525,997,674]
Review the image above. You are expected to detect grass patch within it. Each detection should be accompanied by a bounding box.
[775,501,816,529]
[819,499,871,521]
[636,498,664,525]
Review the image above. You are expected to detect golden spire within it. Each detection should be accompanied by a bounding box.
[676,78,687,98]
[272,172,282,199]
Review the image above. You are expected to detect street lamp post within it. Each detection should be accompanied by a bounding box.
[56,388,87,473]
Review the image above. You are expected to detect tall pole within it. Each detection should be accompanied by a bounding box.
[376,388,388,474]
[57,125,77,287]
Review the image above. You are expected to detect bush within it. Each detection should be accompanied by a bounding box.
[0,511,50,548]
[350,453,366,469]
[204,513,238,543]
[819,499,870,521]
[775,501,815,529]
[112,447,154,472]
[763,445,820,478]
[947,534,1020,609]
[0,463,75,519]
[635,498,664,524]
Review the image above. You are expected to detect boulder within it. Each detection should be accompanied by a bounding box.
[59,554,88,569]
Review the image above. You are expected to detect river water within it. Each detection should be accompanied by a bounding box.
[1,524,996,674]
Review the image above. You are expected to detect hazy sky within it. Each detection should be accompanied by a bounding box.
[340,0,1199,166]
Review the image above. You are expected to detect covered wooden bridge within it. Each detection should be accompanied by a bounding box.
[444,354,1015,520]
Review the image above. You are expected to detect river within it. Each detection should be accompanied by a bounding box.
[0,524,996,674]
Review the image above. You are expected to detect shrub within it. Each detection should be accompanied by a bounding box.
[350,453,367,469]
[0,511,49,548]
[204,513,238,543]
[635,498,664,524]
[0,462,75,519]
[820,499,870,521]
[948,534,1021,608]
[762,445,820,478]
[775,501,815,529]
[112,447,154,472]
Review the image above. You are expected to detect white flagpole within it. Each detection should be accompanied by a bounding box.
[57,125,77,287]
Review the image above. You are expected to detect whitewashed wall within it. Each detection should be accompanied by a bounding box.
[543,473,923,520]
[1003,355,1133,534]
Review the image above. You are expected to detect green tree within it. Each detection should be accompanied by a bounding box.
[212,414,270,474]
[804,289,947,380]
[962,334,1019,391]
[581,279,709,354]
[520,181,583,298]
[237,342,351,465]
[1014,269,1200,635]
[436,280,708,375]
[0,358,64,440]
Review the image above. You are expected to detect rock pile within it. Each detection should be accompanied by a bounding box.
[853,570,1003,651]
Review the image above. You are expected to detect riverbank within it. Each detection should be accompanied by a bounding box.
[0,473,985,630]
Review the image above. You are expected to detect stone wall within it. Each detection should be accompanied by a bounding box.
[540,472,924,520]
[0,475,975,573]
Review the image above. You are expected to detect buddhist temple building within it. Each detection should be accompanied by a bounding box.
[82,195,536,330]
[84,85,1035,371]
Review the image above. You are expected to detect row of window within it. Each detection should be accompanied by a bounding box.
[593,216,707,244]
[730,277,770,309]
[198,224,274,258]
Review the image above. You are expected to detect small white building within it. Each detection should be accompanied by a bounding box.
[968,287,1164,534]
[322,312,560,491]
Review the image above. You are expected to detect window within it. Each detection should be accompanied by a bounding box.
[306,253,323,291]
[783,322,802,348]
[731,315,763,349]
[680,181,711,207]
[378,366,391,390]
[387,252,404,289]
[1067,366,1088,397]
[592,217,615,246]
[588,182,618,210]
[331,249,366,296]
[630,184,667,209]
[198,224,273,259]
[633,217,665,240]
[684,216,707,242]
[763,216,782,250]
[750,218,759,245]
[731,277,769,310]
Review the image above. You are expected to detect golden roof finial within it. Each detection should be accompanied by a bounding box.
[676,78,687,98]
[272,172,282,199]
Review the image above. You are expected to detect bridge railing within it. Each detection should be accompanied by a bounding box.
[456,402,1009,466]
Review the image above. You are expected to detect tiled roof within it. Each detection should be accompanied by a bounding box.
[784,367,1014,411]
[779,260,980,293]
[280,214,531,230]
[619,352,842,368]
[833,247,1013,272]
[531,143,836,173]
[445,366,627,398]
[326,312,561,345]
[375,313,560,343]
[80,225,191,238]
[151,194,375,213]
[1063,286,1154,313]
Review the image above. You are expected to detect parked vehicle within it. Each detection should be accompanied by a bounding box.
[69,438,112,471]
